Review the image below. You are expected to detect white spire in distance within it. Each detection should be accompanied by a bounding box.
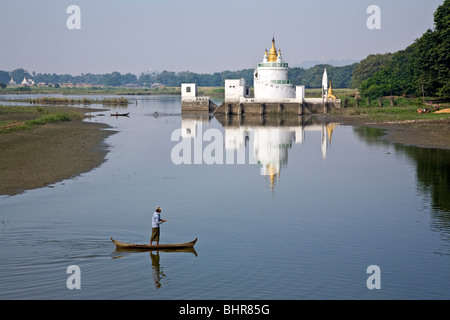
[322,68,328,91]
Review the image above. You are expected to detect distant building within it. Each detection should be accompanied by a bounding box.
[21,77,34,86]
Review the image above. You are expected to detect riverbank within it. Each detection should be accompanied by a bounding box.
[0,107,115,196]
[320,111,450,150]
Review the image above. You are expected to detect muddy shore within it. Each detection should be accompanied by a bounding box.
[0,111,448,196]
[0,113,116,196]
[320,114,450,150]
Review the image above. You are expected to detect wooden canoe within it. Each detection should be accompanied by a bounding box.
[111,237,197,250]
[110,112,130,117]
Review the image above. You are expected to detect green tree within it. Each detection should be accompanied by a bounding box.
[359,0,450,99]
[10,68,30,83]
[289,64,356,88]
[103,71,122,86]
[351,53,393,88]
[0,70,10,84]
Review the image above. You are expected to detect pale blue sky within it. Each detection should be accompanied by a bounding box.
[0,0,444,75]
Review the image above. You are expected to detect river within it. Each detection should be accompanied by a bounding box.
[0,95,449,299]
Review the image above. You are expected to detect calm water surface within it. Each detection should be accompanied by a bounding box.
[0,95,449,299]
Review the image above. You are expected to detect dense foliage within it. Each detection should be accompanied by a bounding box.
[290,64,357,88]
[351,53,393,89]
[359,0,450,100]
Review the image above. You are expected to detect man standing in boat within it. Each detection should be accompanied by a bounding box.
[150,206,166,246]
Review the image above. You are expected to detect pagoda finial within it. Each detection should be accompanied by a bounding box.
[268,37,277,62]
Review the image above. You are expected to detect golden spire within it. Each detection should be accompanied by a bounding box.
[327,81,337,101]
[268,37,277,62]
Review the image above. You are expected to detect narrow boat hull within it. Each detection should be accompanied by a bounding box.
[110,113,130,117]
[111,237,197,250]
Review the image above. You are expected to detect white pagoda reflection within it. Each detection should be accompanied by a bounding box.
[224,123,336,190]
[180,115,336,190]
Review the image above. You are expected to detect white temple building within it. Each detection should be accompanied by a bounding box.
[181,36,340,114]
[225,37,304,103]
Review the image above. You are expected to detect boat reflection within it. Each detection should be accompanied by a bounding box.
[149,251,165,288]
[113,247,197,288]
[113,246,197,255]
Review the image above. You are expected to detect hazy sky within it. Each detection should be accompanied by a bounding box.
[0,0,444,75]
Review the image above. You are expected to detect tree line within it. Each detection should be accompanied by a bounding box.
[0,64,356,89]
[355,0,450,100]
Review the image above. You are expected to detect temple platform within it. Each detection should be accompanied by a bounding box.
[181,97,341,114]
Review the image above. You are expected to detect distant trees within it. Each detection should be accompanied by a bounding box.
[2,61,358,90]
[0,70,10,85]
[138,69,257,87]
[135,65,356,88]
[103,72,123,87]
[290,64,357,88]
[0,65,356,89]
[10,68,30,83]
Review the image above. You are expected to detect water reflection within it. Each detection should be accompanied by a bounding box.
[353,126,450,244]
[149,249,198,289]
[149,251,166,289]
[403,146,450,244]
[182,114,337,191]
[113,247,197,289]
[181,114,450,247]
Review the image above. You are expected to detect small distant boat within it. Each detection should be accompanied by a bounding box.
[110,112,130,117]
[111,237,197,250]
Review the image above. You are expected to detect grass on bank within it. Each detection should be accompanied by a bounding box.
[0,85,181,96]
[327,88,450,122]
[27,96,130,105]
[0,105,84,134]
[329,105,450,123]
[1,87,449,125]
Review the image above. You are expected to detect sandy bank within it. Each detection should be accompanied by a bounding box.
[0,118,115,196]
[320,114,450,150]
